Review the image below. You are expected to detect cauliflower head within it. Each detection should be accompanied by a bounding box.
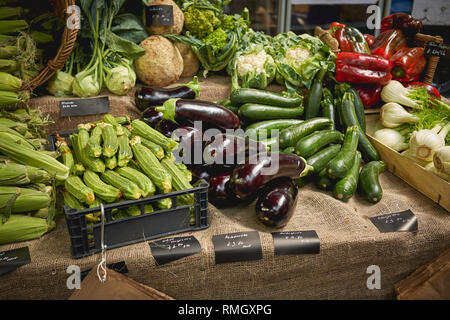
[184,5,220,39]
[235,49,276,89]
[283,47,312,72]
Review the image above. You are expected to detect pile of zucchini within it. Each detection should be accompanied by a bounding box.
[226,85,386,204]
[56,115,195,224]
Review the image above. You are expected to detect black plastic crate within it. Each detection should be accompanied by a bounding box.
[48,131,210,259]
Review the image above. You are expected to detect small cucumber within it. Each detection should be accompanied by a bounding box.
[333,151,362,201]
[238,103,304,122]
[295,130,344,158]
[326,126,359,179]
[279,117,333,149]
[306,144,341,173]
[339,92,379,162]
[316,168,334,190]
[230,88,303,107]
[245,119,303,139]
[359,161,386,203]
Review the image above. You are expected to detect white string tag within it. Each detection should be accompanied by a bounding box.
[96,203,107,283]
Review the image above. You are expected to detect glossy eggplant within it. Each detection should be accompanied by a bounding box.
[203,134,267,167]
[172,126,205,167]
[208,171,241,207]
[230,153,308,201]
[155,119,180,138]
[156,98,241,130]
[135,77,199,110]
[256,177,298,228]
[190,165,212,183]
[142,107,164,127]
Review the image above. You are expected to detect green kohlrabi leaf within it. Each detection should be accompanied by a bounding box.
[105,30,145,61]
[111,13,148,44]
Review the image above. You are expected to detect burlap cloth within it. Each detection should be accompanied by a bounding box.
[0,76,448,300]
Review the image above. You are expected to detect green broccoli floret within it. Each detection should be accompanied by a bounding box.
[220,15,235,31]
[202,28,228,52]
[184,5,220,39]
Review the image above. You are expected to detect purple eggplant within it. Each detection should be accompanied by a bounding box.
[256,178,298,228]
[155,98,241,130]
[156,119,180,138]
[208,172,241,207]
[190,165,212,183]
[203,134,267,166]
[135,77,199,110]
[172,126,206,166]
[229,153,307,201]
[142,107,164,127]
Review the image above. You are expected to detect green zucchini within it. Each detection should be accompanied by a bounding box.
[339,92,379,162]
[347,87,366,132]
[230,88,303,107]
[295,130,344,158]
[283,146,296,154]
[306,144,341,173]
[305,67,327,119]
[359,161,386,203]
[333,151,362,201]
[321,88,336,130]
[238,103,304,122]
[279,117,333,149]
[326,126,359,179]
[316,168,334,190]
[245,119,303,139]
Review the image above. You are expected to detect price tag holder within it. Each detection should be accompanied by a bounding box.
[272,230,320,256]
[149,236,201,266]
[425,41,448,58]
[369,210,418,233]
[212,231,262,264]
[80,261,128,281]
[0,247,31,276]
[145,5,174,27]
[60,96,110,117]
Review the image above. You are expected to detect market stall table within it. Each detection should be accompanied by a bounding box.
[0,76,448,300]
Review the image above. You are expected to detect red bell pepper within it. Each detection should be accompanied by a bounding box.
[406,82,441,99]
[381,13,422,39]
[355,85,382,109]
[335,52,392,85]
[328,21,346,34]
[390,47,427,83]
[332,27,371,54]
[371,29,407,59]
[364,34,375,47]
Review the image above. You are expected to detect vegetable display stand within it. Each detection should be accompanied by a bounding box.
[64,182,209,259]
[413,33,443,85]
[366,114,450,212]
[20,0,78,91]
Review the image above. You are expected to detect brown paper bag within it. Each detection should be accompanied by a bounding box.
[395,248,450,300]
[69,267,174,300]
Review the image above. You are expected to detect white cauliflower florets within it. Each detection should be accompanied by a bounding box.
[283,47,311,70]
[236,50,273,77]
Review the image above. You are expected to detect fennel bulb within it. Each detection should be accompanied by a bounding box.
[409,123,450,162]
[433,146,450,174]
[380,102,419,128]
[373,128,409,151]
[381,80,420,109]
[425,162,450,182]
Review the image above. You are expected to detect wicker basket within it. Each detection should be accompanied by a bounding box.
[20,0,78,91]
[414,33,443,85]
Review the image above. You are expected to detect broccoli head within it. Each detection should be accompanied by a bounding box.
[184,5,220,39]
[202,28,228,53]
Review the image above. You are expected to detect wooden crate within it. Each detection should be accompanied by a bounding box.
[366,114,450,212]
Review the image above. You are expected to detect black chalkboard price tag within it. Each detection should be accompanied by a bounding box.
[60,96,110,117]
[145,5,174,27]
[425,41,448,58]
[149,236,201,266]
[272,230,320,256]
[0,246,31,276]
[369,210,418,233]
[212,231,263,264]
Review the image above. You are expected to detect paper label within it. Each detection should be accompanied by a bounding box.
[212,231,263,264]
[60,96,110,117]
[272,230,320,255]
[149,236,201,266]
[369,210,418,233]
[145,5,174,27]
[0,247,31,276]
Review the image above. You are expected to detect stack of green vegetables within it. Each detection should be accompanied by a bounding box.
[373,80,450,181]
[0,109,62,245]
[58,115,195,223]
[224,82,384,204]
[47,0,148,98]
